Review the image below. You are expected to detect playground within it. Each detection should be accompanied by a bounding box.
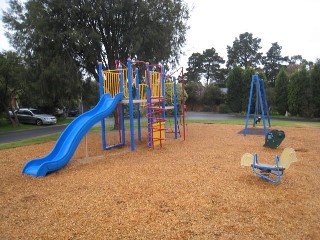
[1,123,319,239]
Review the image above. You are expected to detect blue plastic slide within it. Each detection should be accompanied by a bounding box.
[22,93,123,177]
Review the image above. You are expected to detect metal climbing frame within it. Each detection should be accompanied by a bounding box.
[145,63,166,148]
[99,59,186,151]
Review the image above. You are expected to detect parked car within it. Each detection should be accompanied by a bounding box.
[68,108,79,117]
[14,108,57,125]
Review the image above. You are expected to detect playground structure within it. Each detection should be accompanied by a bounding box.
[241,148,297,183]
[22,59,186,177]
[244,74,271,136]
[99,59,186,151]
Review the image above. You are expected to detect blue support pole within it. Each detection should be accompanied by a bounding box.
[146,62,152,148]
[260,79,271,127]
[127,59,135,151]
[98,62,104,98]
[244,75,255,136]
[161,66,166,120]
[257,78,267,136]
[105,64,126,150]
[244,75,269,136]
[119,64,124,93]
[253,76,259,127]
[119,64,126,147]
[98,62,107,149]
[173,77,178,139]
[135,69,142,141]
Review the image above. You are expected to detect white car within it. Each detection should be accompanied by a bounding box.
[14,108,57,125]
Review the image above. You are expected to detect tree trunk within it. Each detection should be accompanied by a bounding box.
[1,103,20,127]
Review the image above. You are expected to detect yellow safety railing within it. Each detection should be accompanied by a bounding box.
[103,69,128,98]
[140,84,147,100]
[102,69,174,101]
[149,71,162,97]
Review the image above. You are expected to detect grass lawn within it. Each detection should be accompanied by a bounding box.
[0,118,73,133]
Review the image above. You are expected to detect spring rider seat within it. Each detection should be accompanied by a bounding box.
[241,148,297,183]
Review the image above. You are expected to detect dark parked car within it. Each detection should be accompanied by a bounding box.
[14,108,57,125]
[68,108,79,117]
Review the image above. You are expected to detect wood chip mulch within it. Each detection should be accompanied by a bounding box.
[0,123,319,239]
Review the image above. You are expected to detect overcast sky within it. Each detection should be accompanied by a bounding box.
[182,0,320,66]
[0,1,10,51]
[1,0,320,68]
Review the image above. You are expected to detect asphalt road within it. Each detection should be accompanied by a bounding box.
[0,112,244,145]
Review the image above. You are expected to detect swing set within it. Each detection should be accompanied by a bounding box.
[244,74,271,136]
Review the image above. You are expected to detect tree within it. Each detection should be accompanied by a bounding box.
[275,69,289,115]
[81,78,99,110]
[184,82,204,111]
[3,0,190,77]
[227,32,263,69]
[3,0,190,118]
[226,66,244,112]
[165,82,188,114]
[201,84,225,111]
[202,48,225,86]
[288,55,306,65]
[242,68,256,112]
[27,54,82,112]
[263,42,289,87]
[185,53,203,83]
[215,68,228,88]
[310,60,320,117]
[286,55,309,74]
[0,51,26,126]
[287,67,311,117]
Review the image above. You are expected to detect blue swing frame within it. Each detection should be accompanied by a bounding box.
[244,75,271,136]
[252,153,285,183]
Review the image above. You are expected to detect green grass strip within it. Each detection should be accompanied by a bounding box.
[0,134,61,150]
[0,118,73,133]
[186,119,320,128]
[0,119,319,150]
